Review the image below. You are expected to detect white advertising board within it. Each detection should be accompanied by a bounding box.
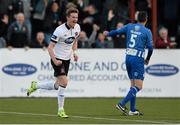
[0,49,179,97]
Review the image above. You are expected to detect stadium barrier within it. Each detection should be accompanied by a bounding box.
[0,48,179,97]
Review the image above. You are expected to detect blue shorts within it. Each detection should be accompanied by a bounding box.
[125,56,144,80]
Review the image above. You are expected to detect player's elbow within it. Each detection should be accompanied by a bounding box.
[47,45,51,53]
[48,42,55,52]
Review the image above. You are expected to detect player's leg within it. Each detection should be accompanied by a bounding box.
[56,59,70,118]
[116,58,132,115]
[57,75,68,118]
[117,79,142,116]
[27,59,62,96]
[119,81,140,108]
[116,80,134,115]
[130,80,136,112]
[128,59,144,115]
[27,80,59,96]
[117,57,144,115]
[128,79,143,116]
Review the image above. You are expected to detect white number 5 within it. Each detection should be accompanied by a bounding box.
[129,34,137,47]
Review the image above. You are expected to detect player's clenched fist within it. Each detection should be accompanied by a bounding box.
[73,54,78,62]
[103,31,109,36]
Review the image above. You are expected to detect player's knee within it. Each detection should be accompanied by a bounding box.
[135,84,143,90]
[62,80,68,87]
[58,76,68,87]
[134,80,143,90]
[137,86,142,90]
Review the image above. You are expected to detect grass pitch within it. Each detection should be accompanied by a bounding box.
[0,98,180,124]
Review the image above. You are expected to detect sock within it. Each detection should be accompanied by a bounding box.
[36,81,58,90]
[58,85,66,111]
[120,86,140,107]
[130,95,136,112]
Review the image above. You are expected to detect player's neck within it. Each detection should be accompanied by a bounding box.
[138,22,146,26]
[66,22,74,29]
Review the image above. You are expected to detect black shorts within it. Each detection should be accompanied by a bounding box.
[51,58,70,77]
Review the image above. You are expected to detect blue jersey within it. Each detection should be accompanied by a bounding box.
[108,23,153,52]
[108,23,153,80]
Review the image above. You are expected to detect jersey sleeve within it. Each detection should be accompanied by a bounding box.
[108,24,128,37]
[146,30,153,50]
[50,27,61,43]
[76,24,81,39]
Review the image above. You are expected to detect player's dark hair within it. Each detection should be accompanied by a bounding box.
[66,7,79,17]
[137,11,148,22]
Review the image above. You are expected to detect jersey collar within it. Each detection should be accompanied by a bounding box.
[65,23,74,30]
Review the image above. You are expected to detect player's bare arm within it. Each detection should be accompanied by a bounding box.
[48,42,62,66]
[72,39,78,62]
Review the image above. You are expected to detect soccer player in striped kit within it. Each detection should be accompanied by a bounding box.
[104,11,153,116]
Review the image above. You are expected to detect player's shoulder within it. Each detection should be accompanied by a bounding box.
[55,23,80,32]
[144,27,152,34]
[137,24,152,33]
[74,23,81,31]
[75,23,80,27]
[125,23,133,27]
[55,23,67,32]
[126,23,140,29]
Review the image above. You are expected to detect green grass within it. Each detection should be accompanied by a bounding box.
[0,98,180,124]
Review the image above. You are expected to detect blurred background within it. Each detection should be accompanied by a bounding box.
[0,0,180,49]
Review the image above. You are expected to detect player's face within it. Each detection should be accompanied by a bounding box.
[67,13,78,28]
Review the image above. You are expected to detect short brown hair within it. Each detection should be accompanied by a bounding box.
[66,7,79,16]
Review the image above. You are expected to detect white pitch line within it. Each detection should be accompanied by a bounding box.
[0,111,170,124]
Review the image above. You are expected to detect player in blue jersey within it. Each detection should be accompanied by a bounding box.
[104,11,153,116]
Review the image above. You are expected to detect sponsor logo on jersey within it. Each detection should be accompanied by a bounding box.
[75,32,78,36]
[135,25,140,31]
[146,64,179,76]
[64,37,75,44]
[2,63,37,76]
